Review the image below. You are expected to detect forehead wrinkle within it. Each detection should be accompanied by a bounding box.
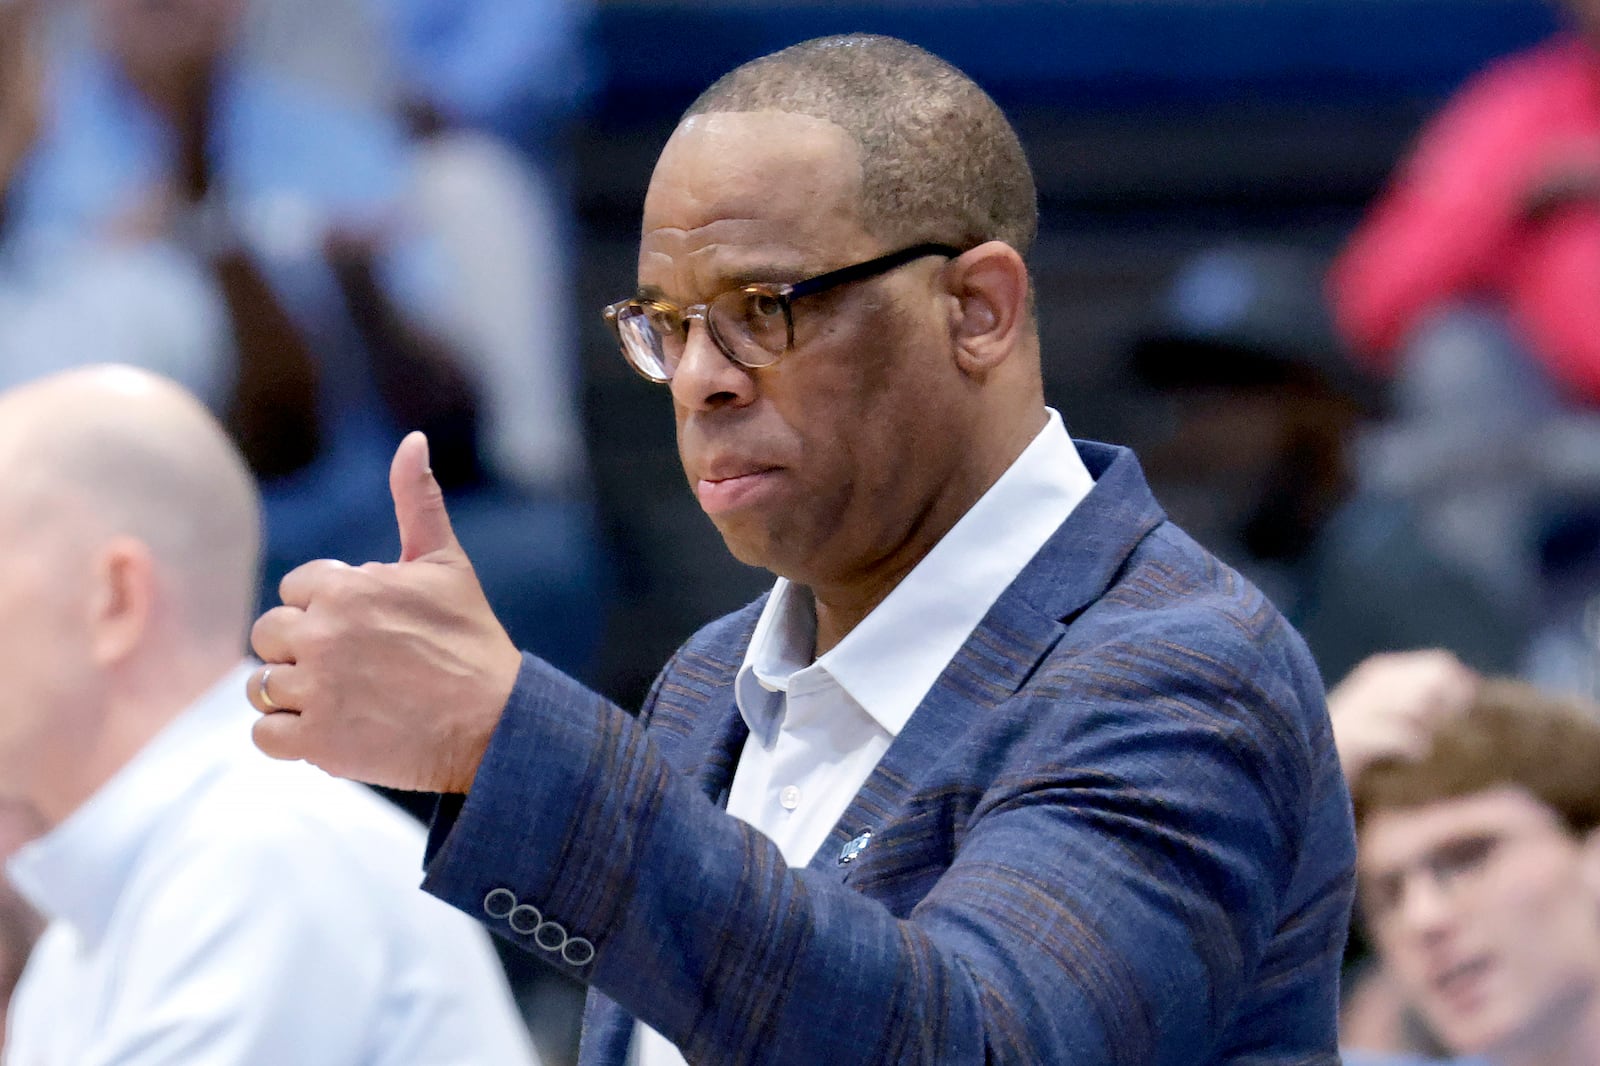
[640,221,830,303]
[644,218,822,263]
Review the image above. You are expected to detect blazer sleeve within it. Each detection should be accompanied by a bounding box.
[422,626,1344,1065]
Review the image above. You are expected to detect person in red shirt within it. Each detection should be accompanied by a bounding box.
[1330,0,1600,405]
[1331,2,1600,696]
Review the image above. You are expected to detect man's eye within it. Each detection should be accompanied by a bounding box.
[1435,836,1497,879]
[645,307,682,334]
[749,294,784,319]
[1362,875,1403,918]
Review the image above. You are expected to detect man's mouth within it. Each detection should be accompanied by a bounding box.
[694,467,780,515]
[1430,955,1493,1007]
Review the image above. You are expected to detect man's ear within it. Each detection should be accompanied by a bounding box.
[944,240,1030,376]
[88,537,155,667]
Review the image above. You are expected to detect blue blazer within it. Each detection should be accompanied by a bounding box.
[423,441,1356,1065]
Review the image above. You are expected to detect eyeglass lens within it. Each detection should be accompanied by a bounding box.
[617,289,791,382]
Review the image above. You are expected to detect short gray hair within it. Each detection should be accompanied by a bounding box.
[685,34,1038,257]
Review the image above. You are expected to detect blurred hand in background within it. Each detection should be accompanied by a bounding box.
[1329,649,1481,781]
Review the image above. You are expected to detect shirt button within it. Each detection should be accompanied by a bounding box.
[780,785,801,810]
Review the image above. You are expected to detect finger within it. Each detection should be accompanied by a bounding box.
[1443,662,1481,711]
[1389,729,1436,763]
[247,662,305,716]
[278,558,352,610]
[1356,724,1433,769]
[250,604,304,665]
[1417,662,1479,721]
[252,711,308,762]
[390,431,461,563]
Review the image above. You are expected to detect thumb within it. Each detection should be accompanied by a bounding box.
[390,431,461,562]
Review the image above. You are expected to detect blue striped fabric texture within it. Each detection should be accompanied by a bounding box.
[423,440,1356,1065]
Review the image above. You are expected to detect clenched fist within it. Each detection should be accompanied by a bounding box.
[247,432,523,793]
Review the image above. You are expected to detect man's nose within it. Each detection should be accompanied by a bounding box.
[669,319,756,412]
[1395,870,1460,940]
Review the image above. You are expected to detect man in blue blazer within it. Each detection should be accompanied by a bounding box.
[247,34,1355,1064]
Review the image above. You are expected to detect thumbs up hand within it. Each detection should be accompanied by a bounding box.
[248,433,523,793]
[391,429,466,564]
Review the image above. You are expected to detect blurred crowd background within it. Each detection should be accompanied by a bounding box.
[5,0,1600,1062]
[5,0,1593,711]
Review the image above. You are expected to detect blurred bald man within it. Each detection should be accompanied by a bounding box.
[0,367,540,1065]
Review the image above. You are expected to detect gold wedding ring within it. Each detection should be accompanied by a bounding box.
[258,666,281,711]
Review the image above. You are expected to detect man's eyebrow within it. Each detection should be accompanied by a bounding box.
[726,266,805,286]
[635,268,801,304]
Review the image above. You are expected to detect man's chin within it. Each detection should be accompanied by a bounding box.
[714,524,777,571]
[711,518,812,579]
[1428,1004,1522,1062]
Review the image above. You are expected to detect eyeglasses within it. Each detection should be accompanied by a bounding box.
[602,242,964,383]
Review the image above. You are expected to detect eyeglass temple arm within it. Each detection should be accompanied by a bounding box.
[785,243,965,299]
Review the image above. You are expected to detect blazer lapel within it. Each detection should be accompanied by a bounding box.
[805,441,1167,878]
[646,603,761,805]
[580,444,1168,1060]
[1007,440,1169,626]
[688,700,748,810]
[803,584,1066,878]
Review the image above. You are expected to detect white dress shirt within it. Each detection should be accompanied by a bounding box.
[4,663,540,1066]
[631,409,1094,1066]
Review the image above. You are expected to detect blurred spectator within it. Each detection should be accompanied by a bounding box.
[369,0,607,689]
[0,0,42,219]
[1332,650,1478,1061]
[356,0,597,519]
[1331,650,1482,785]
[1330,0,1600,408]
[1329,0,1600,691]
[0,0,230,389]
[1,0,605,679]
[1335,650,1600,1065]
[0,366,540,1065]
[401,122,589,500]
[376,0,594,505]
[1129,245,1523,682]
[363,0,593,147]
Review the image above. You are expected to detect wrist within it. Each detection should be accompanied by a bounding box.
[445,644,523,796]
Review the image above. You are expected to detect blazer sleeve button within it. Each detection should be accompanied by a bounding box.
[562,937,595,966]
[483,888,517,919]
[509,904,543,935]
[534,920,568,952]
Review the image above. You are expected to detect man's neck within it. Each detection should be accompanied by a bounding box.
[35,649,235,829]
[808,406,1052,656]
[810,550,925,657]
